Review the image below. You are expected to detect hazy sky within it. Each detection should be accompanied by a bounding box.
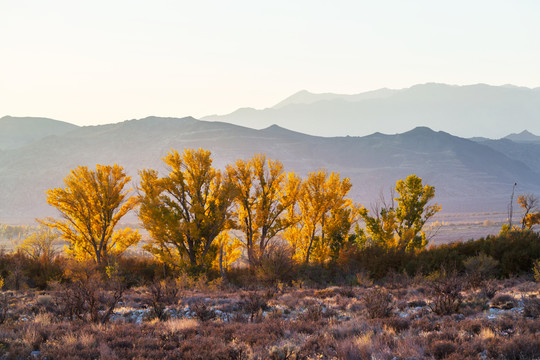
[2,1,540,126]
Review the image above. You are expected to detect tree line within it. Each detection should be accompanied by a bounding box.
[40,148,443,274]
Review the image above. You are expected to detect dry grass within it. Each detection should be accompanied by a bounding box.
[1,277,540,359]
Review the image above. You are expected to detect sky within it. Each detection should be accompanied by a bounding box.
[2,0,540,126]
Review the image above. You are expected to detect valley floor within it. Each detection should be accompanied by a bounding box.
[1,277,540,359]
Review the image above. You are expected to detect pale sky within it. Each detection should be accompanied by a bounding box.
[2,0,540,126]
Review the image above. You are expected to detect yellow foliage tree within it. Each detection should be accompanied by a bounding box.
[228,154,301,268]
[517,194,540,230]
[359,174,440,251]
[285,170,354,264]
[212,231,242,276]
[139,149,236,273]
[40,164,140,265]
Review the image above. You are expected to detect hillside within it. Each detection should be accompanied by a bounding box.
[0,116,79,149]
[1,116,539,223]
[203,83,540,139]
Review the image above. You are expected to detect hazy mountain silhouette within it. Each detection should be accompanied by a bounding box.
[0,116,79,149]
[504,130,540,143]
[1,116,539,223]
[203,83,540,138]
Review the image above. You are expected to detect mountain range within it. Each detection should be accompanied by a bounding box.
[203,83,540,139]
[1,114,540,224]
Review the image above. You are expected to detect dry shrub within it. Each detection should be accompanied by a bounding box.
[191,301,216,322]
[380,317,410,333]
[146,280,180,320]
[428,271,464,315]
[490,294,516,309]
[256,244,295,286]
[486,334,540,360]
[463,253,499,288]
[53,262,125,324]
[240,292,268,322]
[163,318,198,333]
[267,340,300,360]
[0,292,10,324]
[523,296,540,318]
[298,303,324,322]
[428,340,456,359]
[315,287,355,299]
[479,279,498,299]
[363,288,393,319]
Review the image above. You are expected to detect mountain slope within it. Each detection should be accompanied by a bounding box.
[1,117,539,222]
[504,130,540,143]
[0,116,79,149]
[203,83,540,138]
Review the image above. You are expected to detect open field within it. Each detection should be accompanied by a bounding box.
[1,277,540,359]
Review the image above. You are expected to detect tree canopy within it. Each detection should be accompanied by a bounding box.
[360,174,440,251]
[41,164,140,265]
[285,170,354,264]
[228,154,301,268]
[138,148,236,273]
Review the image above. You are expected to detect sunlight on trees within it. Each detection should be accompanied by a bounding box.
[359,174,440,252]
[228,154,301,268]
[138,148,236,273]
[212,231,242,276]
[517,193,540,230]
[285,170,354,264]
[40,164,140,265]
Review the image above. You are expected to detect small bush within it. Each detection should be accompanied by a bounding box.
[241,292,268,322]
[363,288,393,319]
[428,271,464,315]
[146,280,180,320]
[490,294,515,309]
[533,260,540,283]
[463,252,499,287]
[523,296,540,318]
[191,301,216,322]
[429,340,456,360]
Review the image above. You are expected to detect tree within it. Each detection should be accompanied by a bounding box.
[138,148,236,273]
[517,193,540,230]
[359,174,440,252]
[285,170,354,264]
[212,231,242,277]
[41,164,140,266]
[228,154,301,268]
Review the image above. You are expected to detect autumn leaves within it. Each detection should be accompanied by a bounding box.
[42,148,440,273]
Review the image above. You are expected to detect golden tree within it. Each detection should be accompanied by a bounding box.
[228,154,301,268]
[517,194,540,230]
[212,231,242,276]
[139,149,236,273]
[41,164,140,265]
[359,174,440,251]
[285,170,354,264]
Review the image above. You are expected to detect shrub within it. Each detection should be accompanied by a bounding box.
[490,294,515,309]
[146,280,180,320]
[363,288,393,319]
[428,271,464,315]
[533,260,540,283]
[191,301,216,322]
[463,252,499,288]
[53,262,125,323]
[256,244,295,286]
[428,340,456,360]
[0,292,10,324]
[523,296,540,318]
[241,292,268,322]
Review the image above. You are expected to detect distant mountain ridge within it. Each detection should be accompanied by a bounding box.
[203,83,540,139]
[0,116,79,149]
[504,130,540,143]
[1,116,539,223]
